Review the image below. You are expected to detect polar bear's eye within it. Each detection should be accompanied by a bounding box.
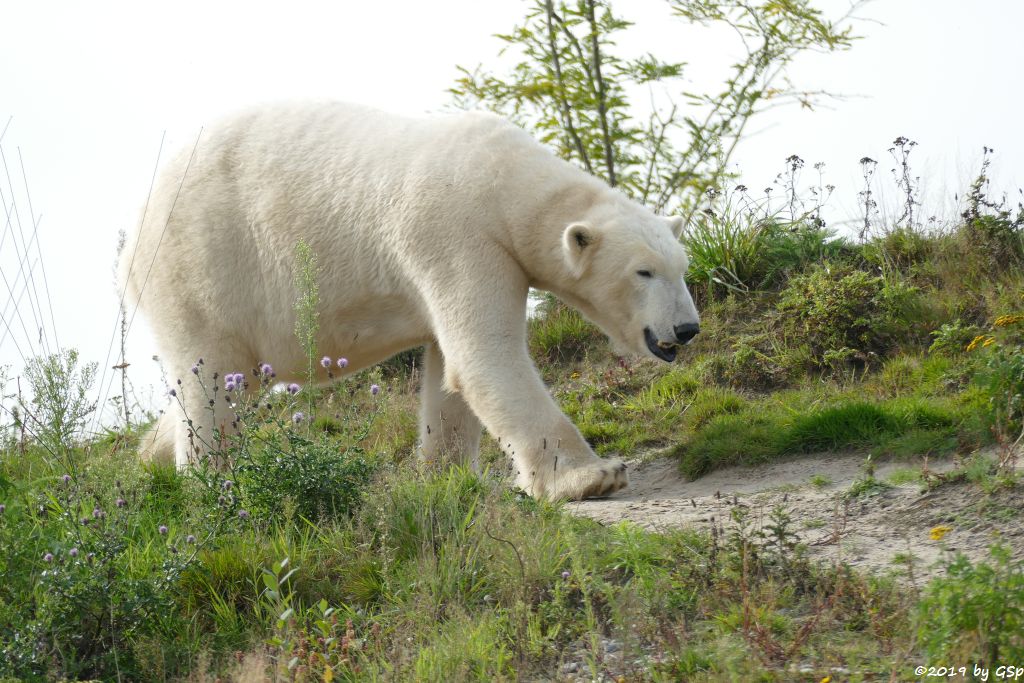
[637,270,653,278]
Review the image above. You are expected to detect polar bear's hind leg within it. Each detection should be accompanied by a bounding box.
[418,342,483,469]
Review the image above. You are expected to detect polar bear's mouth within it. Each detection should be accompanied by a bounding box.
[644,327,678,362]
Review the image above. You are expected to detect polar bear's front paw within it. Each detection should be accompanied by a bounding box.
[525,457,629,501]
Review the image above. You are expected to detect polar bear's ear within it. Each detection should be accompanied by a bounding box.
[667,216,685,239]
[563,223,598,278]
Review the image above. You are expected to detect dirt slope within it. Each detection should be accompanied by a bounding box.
[570,452,1024,584]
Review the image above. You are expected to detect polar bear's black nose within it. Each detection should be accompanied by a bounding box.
[674,323,700,344]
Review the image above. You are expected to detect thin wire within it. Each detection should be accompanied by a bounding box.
[90,130,166,434]
[0,262,39,362]
[0,211,45,352]
[0,255,38,348]
[19,148,60,353]
[0,145,48,356]
[0,257,38,365]
[124,129,204,337]
[93,129,204,434]
[0,179,38,360]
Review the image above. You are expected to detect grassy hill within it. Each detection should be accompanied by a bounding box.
[1,164,1023,680]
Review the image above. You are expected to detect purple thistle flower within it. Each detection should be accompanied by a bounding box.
[234,372,246,385]
[260,363,273,376]
[320,356,331,368]
[168,388,177,397]
[561,570,570,579]
[92,507,102,519]
[69,547,79,558]
[370,384,381,396]
[238,509,250,520]
[222,480,233,491]
[287,383,301,395]
[224,380,237,392]
[191,364,200,375]
[43,552,53,562]
[115,498,126,508]
[62,474,71,484]
[0,504,5,514]
[292,411,305,424]
[158,525,168,535]
[186,534,196,544]
[337,357,349,369]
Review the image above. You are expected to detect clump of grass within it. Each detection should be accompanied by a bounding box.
[683,184,851,301]
[529,298,605,364]
[671,393,969,479]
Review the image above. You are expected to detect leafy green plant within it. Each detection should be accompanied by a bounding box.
[777,265,920,366]
[917,545,1024,665]
[0,456,230,680]
[929,320,982,356]
[21,349,97,463]
[961,147,1024,271]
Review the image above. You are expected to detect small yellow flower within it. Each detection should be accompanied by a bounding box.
[929,525,952,541]
[821,677,832,683]
[994,314,1024,327]
[966,334,994,352]
[570,372,581,379]
[982,337,996,347]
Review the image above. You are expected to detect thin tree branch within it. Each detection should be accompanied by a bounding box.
[585,0,617,186]
[543,0,593,174]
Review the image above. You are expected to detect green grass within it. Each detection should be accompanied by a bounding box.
[670,393,971,479]
[1,440,940,681]
[4,159,1023,680]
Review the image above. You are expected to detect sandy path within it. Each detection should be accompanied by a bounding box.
[569,452,1024,583]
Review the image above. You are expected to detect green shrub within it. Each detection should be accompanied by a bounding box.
[917,545,1024,665]
[963,214,1024,272]
[863,226,935,274]
[972,313,1024,436]
[929,320,982,356]
[235,430,374,522]
[723,332,805,389]
[22,349,97,463]
[0,462,211,681]
[777,265,921,365]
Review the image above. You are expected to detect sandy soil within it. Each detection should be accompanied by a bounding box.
[569,451,1024,584]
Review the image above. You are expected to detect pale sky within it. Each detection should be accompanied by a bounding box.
[2,0,1022,427]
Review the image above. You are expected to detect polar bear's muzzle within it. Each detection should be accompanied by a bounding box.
[644,324,700,362]
[644,327,678,362]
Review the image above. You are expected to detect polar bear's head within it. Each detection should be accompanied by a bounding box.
[557,208,700,363]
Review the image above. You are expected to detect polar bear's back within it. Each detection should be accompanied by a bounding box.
[117,102,523,352]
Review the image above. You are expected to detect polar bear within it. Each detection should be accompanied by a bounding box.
[118,101,700,501]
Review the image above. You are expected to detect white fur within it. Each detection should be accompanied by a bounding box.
[118,101,700,501]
